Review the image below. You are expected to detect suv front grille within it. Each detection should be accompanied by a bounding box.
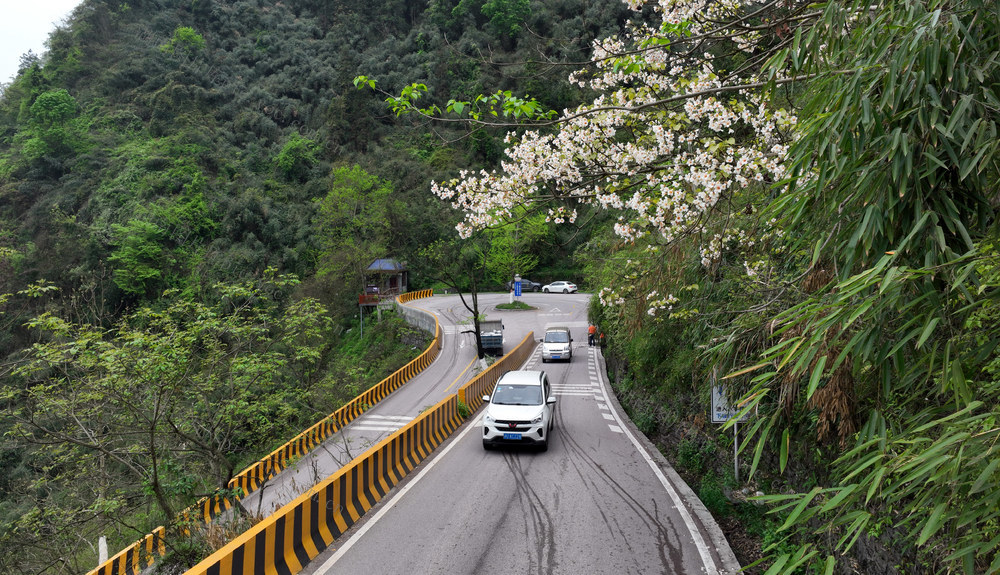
[494,420,531,431]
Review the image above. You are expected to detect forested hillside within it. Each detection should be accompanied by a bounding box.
[3,0,1000,574]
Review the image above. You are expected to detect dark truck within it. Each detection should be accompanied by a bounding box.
[479,319,505,355]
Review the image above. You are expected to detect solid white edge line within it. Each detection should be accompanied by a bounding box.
[312,412,483,573]
[590,350,718,574]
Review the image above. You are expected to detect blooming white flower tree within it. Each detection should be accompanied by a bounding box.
[418,0,803,315]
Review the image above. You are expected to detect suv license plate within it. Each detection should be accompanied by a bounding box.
[503,433,522,440]
[552,355,560,359]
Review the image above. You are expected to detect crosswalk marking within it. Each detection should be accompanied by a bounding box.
[349,414,414,433]
[350,425,403,432]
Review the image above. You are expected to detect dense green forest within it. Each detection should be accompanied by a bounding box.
[2,0,1000,574]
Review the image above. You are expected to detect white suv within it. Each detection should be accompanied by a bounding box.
[482,370,556,451]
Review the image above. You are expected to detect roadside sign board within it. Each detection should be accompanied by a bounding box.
[514,280,522,297]
[712,384,749,423]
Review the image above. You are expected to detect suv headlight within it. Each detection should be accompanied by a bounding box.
[530,414,543,424]
[484,413,496,425]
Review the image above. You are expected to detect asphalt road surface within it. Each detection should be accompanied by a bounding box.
[300,292,739,575]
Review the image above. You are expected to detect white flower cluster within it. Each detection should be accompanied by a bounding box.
[432,0,798,271]
[599,287,626,307]
[546,206,578,224]
[645,290,680,317]
[700,228,755,267]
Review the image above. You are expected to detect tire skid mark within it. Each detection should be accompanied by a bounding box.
[503,451,558,575]
[559,428,680,573]
[554,376,688,573]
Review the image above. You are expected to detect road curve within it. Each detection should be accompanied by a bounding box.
[302,292,740,575]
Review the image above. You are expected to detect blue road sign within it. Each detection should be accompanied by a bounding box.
[712,384,750,423]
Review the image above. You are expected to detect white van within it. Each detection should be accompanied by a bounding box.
[540,326,573,362]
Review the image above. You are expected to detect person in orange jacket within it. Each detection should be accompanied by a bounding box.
[588,324,597,346]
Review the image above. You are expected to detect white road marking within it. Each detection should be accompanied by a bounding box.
[588,351,717,573]
[608,425,623,433]
[313,414,485,572]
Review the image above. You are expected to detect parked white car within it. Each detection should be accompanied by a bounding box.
[542,281,577,293]
[482,370,556,451]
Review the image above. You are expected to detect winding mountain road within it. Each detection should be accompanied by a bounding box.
[298,292,740,575]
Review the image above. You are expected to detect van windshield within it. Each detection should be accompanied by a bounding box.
[492,384,543,405]
[544,331,569,343]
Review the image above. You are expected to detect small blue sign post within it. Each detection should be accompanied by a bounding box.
[513,274,522,297]
[712,380,749,482]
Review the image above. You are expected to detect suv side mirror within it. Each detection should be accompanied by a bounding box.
[482,395,491,402]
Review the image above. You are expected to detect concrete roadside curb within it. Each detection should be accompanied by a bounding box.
[594,347,743,575]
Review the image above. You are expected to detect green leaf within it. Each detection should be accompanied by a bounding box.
[780,427,790,473]
[969,458,999,494]
[806,355,828,401]
[778,486,822,531]
[915,317,941,349]
[917,503,948,546]
[819,485,858,513]
[865,467,886,504]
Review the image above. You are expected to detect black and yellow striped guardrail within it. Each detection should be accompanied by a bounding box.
[186,394,464,575]
[227,310,441,496]
[184,328,538,575]
[87,526,165,575]
[88,290,438,575]
[458,331,536,411]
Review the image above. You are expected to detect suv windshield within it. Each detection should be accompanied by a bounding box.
[492,384,543,405]
[544,331,569,343]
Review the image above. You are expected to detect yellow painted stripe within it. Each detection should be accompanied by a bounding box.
[316,488,335,547]
[300,496,320,559]
[263,521,276,575]
[445,356,477,393]
[284,511,303,573]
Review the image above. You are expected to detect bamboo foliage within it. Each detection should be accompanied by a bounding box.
[727,0,1000,571]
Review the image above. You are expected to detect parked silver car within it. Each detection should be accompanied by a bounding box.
[504,278,542,292]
